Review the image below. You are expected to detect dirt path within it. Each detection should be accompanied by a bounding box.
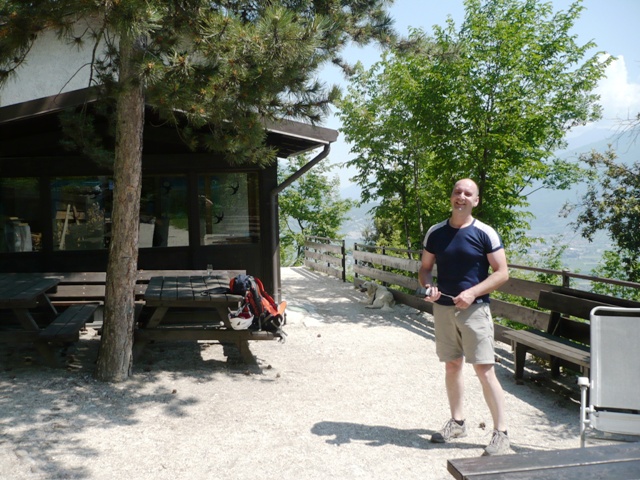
[0,267,620,479]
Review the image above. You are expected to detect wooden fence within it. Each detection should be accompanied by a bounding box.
[304,238,640,344]
[303,236,346,282]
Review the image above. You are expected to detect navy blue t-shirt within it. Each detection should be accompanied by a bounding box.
[423,219,503,306]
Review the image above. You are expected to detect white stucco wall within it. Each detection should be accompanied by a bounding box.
[0,20,107,107]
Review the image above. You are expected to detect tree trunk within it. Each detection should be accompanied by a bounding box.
[95,33,144,382]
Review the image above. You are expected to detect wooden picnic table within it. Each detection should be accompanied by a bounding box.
[0,273,97,365]
[447,442,640,479]
[134,274,278,365]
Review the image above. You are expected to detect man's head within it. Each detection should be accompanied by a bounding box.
[450,178,479,213]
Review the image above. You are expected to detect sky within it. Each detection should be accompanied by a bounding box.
[317,0,640,193]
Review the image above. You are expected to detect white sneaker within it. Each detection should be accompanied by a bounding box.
[482,429,511,456]
[430,418,467,443]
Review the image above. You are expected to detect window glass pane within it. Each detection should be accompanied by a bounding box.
[198,172,259,245]
[139,176,188,248]
[0,178,41,252]
[52,177,112,251]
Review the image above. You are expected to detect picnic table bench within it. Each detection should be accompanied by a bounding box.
[0,274,97,365]
[503,287,640,380]
[39,303,98,342]
[134,274,280,365]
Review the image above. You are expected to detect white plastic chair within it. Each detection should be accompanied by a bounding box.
[579,306,640,447]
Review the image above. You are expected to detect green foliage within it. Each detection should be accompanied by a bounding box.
[494,239,569,310]
[278,155,354,266]
[530,240,571,286]
[564,146,640,283]
[0,0,395,165]
[589,250,640,300]
[338,57,438,251]
[338,0,611,250]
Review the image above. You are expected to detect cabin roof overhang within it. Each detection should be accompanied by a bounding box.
[0,88,338,159]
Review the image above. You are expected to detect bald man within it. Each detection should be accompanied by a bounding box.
[419,178,511,456]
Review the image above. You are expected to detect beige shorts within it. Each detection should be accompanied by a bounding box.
[432,302,495,364]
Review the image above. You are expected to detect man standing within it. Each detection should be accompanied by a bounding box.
[419,178,511,456]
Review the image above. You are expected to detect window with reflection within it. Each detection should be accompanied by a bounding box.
[51,175,189,251]
[139,176,188,248]
[0,178,41,252]
[198,172,260,244]
[52,177,112,251]
[2,173,251,253]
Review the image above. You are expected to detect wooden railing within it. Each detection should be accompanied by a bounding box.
[304,238,640,344]
[303,236,346,282]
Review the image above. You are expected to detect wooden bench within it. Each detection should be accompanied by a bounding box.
[504,328,590,381]
[448,442,640,479]
[39,303,99,343]
[504,287,640,381]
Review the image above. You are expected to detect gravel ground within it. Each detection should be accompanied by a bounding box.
[0,267,631,480]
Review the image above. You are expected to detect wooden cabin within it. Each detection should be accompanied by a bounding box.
[0,88,338,296]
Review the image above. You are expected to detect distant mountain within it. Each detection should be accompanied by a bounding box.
[340,182,363,200]
[340,201,376,247]
[528,132,639,233]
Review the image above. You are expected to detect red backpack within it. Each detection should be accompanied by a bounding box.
[229,274,287,339]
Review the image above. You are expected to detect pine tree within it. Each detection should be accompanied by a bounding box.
[0,0,395,381]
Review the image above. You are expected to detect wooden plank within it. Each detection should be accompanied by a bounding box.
[0,276,59,307]
[554,286,640,309]
[176,276,195,301]
[305,249,342,265]
[497,277,553,301]
[389,288,433,314]
[504,330,590,367]
[144,276,164,301]
[203,275,227,291]
[195,278,221,302]
[353,264,418,290]
[538,291,605,320]
[44,272,107,284]
[46,285,106,300]
[304,260,343,279]
[353,249,420,272]
[554,318,590,344]
[161,276,178,301]
[466,460,640,480]
[447,443,640,480]
[304,241,343,255]
[43,270,242,285]
[491,299,550,331]
[134,327,273,365]
[504,329,589,352]
[136,270,244,283]
[39,304,98,341]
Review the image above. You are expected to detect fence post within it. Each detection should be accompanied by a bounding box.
[341,239,346,282]
[562,269,571,288]
[354,243,359,280]
[381,245,389,287]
